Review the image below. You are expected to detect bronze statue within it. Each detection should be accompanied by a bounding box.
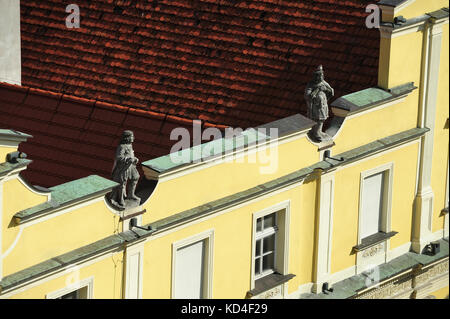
[111,130,140,207]
[305,65,334,142]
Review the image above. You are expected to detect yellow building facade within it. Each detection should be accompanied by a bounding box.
[0,0,448,299]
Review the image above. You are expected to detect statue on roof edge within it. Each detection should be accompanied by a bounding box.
[304,65,334,142]
[110,130,140,208]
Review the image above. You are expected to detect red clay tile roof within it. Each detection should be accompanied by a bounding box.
[2,0,380,187]
[0,82,208,187]
[20,0,379,129]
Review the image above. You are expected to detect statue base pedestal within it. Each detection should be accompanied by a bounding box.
[109,197,141,211]
[307,130,334,146]
[317,139,335,151]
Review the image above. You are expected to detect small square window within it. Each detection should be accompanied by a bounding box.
[256,218,262,232]
[262,254,274,272]
[255,240,261,256]
[255,258,261,276]
[263,214,275,229]
[263,235,275,253]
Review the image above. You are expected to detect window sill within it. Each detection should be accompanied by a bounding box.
[246,273,295,298]
[352,231,398,254]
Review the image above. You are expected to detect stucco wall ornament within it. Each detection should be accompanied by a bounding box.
[362,243,384,258]
[110,130,141,209]
[305,65,334,142]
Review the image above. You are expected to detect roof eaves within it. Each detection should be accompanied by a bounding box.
[0,159,32,179]
[0,129,33,143]
[14,175,118,224]
[331,83,416,116]
[427,7,450,21]
[0,234,124,294]
[142,114,315,176]
[377,0,410,8]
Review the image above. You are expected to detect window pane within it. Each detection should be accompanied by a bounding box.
[263,214,275,229]
[255,239,261,256]
[262,253,274,272]
[256,217,262,232]
[255,257,261,275]
[263,235,275,253]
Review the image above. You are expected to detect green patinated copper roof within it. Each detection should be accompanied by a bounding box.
[143,114,316,174]
[331,83,416,115]
[14,175,118,223]
[142,128,270,173]
[0,129,32,141]
[342,88,392,107]
[0,159,32,178]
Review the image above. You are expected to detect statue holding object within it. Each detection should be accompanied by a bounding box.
[304,65,334,142]
[110,130,140,208]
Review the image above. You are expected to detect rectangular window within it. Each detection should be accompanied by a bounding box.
[254,213,278,279]
[360,171,385,239]
[174,239,206,299]
[250,203,291,295]
[356,164,394,274]
[172,230,214,299]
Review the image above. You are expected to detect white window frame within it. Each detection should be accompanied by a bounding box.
[171,229,214,299]
[46,276,94,299]
[358,162,394,244]
[356,163,394,274]
[251,200,290,290]
[254,213,278,280]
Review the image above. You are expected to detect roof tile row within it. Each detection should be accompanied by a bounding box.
[20,0,379,130]
[1,0,380,186]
